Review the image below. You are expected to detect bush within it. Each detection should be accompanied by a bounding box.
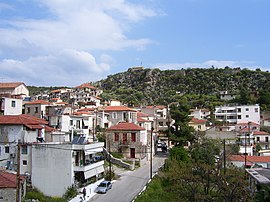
[63,186,78,200]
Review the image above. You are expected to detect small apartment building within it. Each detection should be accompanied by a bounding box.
[106,122,147,159]
[254,131,270,152]
[0,114,50,170]
[189,108,211,119]
[31,141,104,197]
[24,100,51,119]
[0,97,22,115]
[104,106,137,126]
[214,105,260,124]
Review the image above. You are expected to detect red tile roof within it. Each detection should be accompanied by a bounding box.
[137,117,152,122]
[137,112,149,117]
[228,155,270,163]
[107,122,145,131]
[104,106,137,112]
[0,82,24,89]
[24,100,51,105]
[253,131,269,135]
[75,83,96,89]
[0,172,25,188]
[190,118,207,123]
[0,114,48,125]
[237,122,260,126]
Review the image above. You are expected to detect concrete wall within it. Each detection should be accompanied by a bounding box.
[32,144,73,197]
[0,188,16,202]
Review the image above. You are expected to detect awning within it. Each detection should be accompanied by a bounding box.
[84,166,104,179]
[84,148,103,155]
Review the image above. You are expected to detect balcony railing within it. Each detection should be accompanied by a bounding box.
[73,160,104,172]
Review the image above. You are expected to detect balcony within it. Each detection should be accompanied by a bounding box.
[119,140,131,147]
[73,160,104,172]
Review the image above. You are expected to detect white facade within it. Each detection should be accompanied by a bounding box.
[215,105,260,124]
[189,108,210,119]
[32,144,73,197]
[0,97,23,115]
[31,142,105,197]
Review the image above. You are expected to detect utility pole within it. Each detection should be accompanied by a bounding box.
[16,143,21,202]
[150,126,153,179]
[95,108,98,140]
[223,139,226,175]
[108,135,112,181]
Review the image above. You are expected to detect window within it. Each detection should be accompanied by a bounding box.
[255,108,259,113]
[266,137,269,142]
[246,108,249,111]
[131,133,136,142]
[21,145,28,154]
[123,112,127,121]
[123,133,127,144]
[159,122,164,126]
[257,137,260,142]
[5,146,9,153]
[112,112,117,119]
[22,160,27,165]
[11,100,16,107]
[27,107,30,113]
[70,120,73,126]
[198,125,201,129]
[237,115,242,119]
[237,108,241,112]
[114,133,119,141]
[35,107,38,113]
[246,115,249,118]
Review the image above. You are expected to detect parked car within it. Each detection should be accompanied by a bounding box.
[96,181,112,194]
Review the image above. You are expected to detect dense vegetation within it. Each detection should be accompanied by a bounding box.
[96,67,270,110]
[135,102,253,202]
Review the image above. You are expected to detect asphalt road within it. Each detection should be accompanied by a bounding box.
[90,153,167,202]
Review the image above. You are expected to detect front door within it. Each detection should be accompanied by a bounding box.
[130,148,135,158]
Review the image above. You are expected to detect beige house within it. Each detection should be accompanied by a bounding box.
[189,118,207,131]
[24,100,51,119]
[106,122,147,159]
[0,82,29,98]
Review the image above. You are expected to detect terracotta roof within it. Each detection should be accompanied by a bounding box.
[0,172,25,188]
[237,122,260,126]
[228,155,270,163]
[137,112,149,117]
[75,83,96,90]
[51,89,61,93]
[0,114,48,125]
[24,100,51,105]
[137,117,152,122]
[253,131,269,135]
[73,111,92,115]
[104,106,137,112]
[145,105,166,109]
[0,82,24,89]
[107,122,145,131]
[45,125,56,132]
[190,118,207,124]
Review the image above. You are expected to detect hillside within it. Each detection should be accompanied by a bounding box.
[95,67,270,108]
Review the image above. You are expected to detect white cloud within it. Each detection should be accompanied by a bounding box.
[0,50,111,86]
[153,60,259,70]
[0,0,158,86]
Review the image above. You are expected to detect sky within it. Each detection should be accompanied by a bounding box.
[0,0,270,86]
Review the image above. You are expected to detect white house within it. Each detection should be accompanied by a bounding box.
[0,97,23,115]
[0,114,51,170]
[189,108,211,119]
[31,141,105,197]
